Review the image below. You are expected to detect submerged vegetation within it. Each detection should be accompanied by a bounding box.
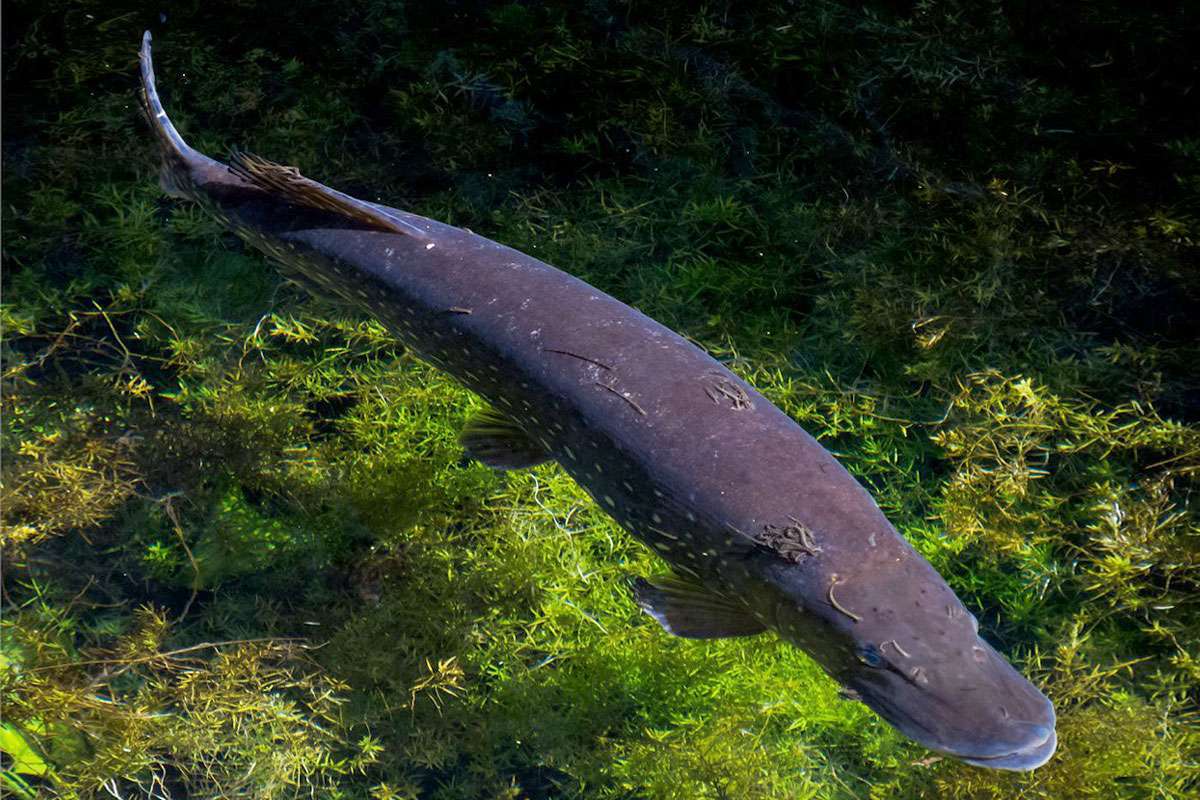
[2,1,1198,797]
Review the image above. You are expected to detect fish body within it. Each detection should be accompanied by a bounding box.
[139,32,1056,770]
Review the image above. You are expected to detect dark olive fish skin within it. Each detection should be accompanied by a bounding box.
[139,32,1056,770]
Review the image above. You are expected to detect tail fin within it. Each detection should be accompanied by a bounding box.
[139,32,192,159]
[138,32,424,237]
[139,31,209,199]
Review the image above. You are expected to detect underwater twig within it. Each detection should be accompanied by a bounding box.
[160,493,200,623]
[31,316,82,368]
[64,576,99,614]
[31,637,310,676]
[1143,448,1200,471]
[526,474,589,537]
[561,597,609,634]
[407,657,464,716]
[93,302,132,366]
[238,313,273,369]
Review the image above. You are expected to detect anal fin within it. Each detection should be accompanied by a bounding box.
[632,573,766,639]
[460,408,553,470]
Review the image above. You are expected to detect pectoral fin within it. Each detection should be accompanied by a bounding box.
[632,573,766,639]
[460,408,554,470]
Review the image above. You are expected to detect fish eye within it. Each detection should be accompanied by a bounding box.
[856,643,885,668]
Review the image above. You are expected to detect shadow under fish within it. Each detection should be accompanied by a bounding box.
[137,31,1056,770]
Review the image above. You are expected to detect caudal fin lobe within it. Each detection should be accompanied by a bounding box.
[139,31,201,198]
[139,31,239,200]
[139,33,190,159]
[138,32,425,236]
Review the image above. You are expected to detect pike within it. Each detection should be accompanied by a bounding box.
[139,32,1056,769]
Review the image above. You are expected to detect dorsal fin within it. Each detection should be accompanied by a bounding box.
[227,150,426,237]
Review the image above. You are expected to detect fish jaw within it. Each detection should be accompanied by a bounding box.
[841,636,1058,771]
[760,547,1057,771]
[957,724,1057,771]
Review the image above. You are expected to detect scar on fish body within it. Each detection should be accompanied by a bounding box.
[827,574,863,622]
[701,371,753,410]
[139,31,1056,771]
[542,347,613,371]
[594,380,647,416]
[757,516,821,563]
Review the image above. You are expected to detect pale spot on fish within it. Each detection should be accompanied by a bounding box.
[425,242,436,250]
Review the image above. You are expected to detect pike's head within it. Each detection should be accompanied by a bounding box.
[769,549,1056,770]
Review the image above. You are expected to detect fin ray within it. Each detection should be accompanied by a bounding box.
[227,150,426,237]
[632,574,766,639]
[460,408,554,470]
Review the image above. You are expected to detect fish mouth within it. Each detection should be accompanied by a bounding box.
[954,723,1056,771]
[854,683,1057,771]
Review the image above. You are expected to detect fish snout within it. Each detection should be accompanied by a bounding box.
[946,646,1058,770]
[849,635,1058,771]
[958,717,1056,770]
[906,694,1057,771]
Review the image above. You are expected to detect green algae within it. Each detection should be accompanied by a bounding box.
[3,1,1198,797]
